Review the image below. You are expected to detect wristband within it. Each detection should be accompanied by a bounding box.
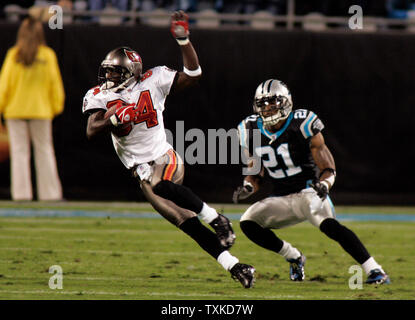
[319,168,336,178]
[183,65,202,77]
[320,181,329,190]
[109,114,119,127]
[176,38,190,46]
[322,174,335,189]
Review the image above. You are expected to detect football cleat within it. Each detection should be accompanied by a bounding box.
[209,214,236,249]
[230,263,256,289]
[287,253,306,281]
[365,269,391,285]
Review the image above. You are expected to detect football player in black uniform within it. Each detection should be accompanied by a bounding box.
[233,79,390,285]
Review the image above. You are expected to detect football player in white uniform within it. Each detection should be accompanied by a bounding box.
[82,11,255,288]
[233,79,390,285]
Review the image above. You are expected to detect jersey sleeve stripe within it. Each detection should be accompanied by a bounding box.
[238,120,248,148]
[300,112,317,139]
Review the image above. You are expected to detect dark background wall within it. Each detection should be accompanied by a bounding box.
[0,23,414,205]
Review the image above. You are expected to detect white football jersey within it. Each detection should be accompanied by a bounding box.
[82,66,177,168]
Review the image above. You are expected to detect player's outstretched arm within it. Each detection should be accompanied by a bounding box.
[170,10,201,92]
[310,132,336,198]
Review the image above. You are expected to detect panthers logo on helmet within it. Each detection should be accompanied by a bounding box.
[124,49,142,64]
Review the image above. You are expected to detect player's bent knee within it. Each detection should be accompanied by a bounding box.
[319,218,343,240]
[153,180,174,198]
[153,179,204,214]
[240,220,263,236]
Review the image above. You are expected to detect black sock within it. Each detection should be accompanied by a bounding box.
[153,180,204,213]
[179,217,225,259]
[320,218,370,264]
[240,220,284,253]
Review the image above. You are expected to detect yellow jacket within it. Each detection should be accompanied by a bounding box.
[0,45,65,120]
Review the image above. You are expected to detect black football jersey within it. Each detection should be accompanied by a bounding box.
[237,109,325,196]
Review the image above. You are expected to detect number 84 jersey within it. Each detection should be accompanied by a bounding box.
[237,109,325,196]
[82,66,177,168]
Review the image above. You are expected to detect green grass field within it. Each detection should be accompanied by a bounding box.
[0,201,414,300]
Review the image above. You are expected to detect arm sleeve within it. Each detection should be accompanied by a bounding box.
[48,49,65,117]
[299,111,325,139]
[238,118,263,176]
[0,49,13,114]
[237,120,249,149]
[82,88,107,115]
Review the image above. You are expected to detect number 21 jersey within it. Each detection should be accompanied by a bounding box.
[237,109,325,196]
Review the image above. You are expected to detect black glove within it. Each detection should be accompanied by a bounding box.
[232,181,254,204]
[310,181,329,200]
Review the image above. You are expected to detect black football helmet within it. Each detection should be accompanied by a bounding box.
[98,46,143,91]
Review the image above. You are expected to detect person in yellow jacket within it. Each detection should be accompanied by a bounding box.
[0,16,64,201]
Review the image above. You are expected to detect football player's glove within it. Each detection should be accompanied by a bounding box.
[232,181,254,204]
[170,10,189,45]
[310,181,329,200]
[110,103,137,127]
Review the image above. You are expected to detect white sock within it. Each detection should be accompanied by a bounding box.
[278,241,301,260]
[198,203,219,224]
[217,251,239,271]
[362,257,383,275]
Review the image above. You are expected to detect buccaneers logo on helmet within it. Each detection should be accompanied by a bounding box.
[124,49,142,64]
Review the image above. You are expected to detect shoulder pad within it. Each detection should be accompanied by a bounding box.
[82,86,107,114]
[293,109,325,139]
[244,114,259,123]
[144,66,176,79]
[140,68,155,82]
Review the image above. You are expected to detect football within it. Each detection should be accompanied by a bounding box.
[104,106,132,137]
[104,105,117,120]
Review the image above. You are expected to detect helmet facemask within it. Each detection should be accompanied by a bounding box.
[98,65,134,92]
[254,95,292,128]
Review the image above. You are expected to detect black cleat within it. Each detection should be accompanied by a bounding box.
[210,214,236,249]
[230,263,256,288]
[287,253,306,281]
[365,269,390,285]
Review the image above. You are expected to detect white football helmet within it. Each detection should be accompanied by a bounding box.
[253,79,293,128]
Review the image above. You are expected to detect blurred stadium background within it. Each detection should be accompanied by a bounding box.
[0,0,414,206]
[1,0,415,304]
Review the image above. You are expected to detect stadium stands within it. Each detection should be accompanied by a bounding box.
[2,0,415,31]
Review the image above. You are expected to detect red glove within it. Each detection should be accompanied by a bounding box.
[110,103,137,127]
[170,10,189,45]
